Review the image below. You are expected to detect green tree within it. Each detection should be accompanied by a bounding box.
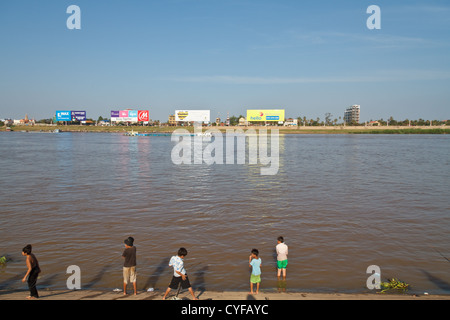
[229,115,240,126]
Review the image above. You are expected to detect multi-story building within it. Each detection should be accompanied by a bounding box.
[168,114,177,126]
[344,105,360,124]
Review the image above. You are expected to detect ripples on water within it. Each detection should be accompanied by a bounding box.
[0,132,449,294]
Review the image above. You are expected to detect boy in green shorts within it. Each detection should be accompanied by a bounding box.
[276,236,288,279]
[249,249,261,294]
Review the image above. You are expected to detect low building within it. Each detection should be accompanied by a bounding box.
[284,118,298,126]
[98,120,110,126]
[13,114,35,125]
[238,117,248,126]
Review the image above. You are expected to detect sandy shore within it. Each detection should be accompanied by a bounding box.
[1,289,448,300]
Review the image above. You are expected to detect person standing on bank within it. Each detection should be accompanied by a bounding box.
[22,244,41,299]
[122,236,137,295]
[249,249,262,294]
[276,236,288,279]
[162,247,198,300]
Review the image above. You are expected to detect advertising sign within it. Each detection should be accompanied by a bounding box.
[246,109,285,122]
[128,110,138,119]
[56,110,72,121]
[138,110,149,122]
[111,111,120,118]
[175,110,210,122]
[71,111,86,121]
[111,110,149,122]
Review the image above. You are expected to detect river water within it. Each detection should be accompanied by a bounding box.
[0,131,449,295]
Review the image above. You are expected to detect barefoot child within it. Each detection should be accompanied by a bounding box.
[249,249,261,294]
[22,244,41,299]
[276,236,288,279]
[122,237,137,295]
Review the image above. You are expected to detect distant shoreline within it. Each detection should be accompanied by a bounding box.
[5,124,450,135]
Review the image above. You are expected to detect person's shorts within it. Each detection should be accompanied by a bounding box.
[123,266,137,284]
[250,274,261,284]
[169,275,191,290]
[277,259,288,269]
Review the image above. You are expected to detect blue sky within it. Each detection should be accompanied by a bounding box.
[1,0,449,122]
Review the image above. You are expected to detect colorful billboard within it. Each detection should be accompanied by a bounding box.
[128,110,138,118]
[111,110,149,123]
[71,111,86,121]
[56,110,72,121]
[111,111,120,118]
[138,110,149,122]
[246,109,285,122]
[175,110,210,122]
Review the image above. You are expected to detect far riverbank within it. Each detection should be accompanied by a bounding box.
[5,125,450,135]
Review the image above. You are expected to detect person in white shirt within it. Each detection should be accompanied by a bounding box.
[162,247,198,300]
[276,236,288,279]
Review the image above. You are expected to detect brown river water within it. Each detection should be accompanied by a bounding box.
[0,131,449,294]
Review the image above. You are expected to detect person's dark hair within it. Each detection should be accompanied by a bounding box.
[251,248,259,256]
[23,244,32,255]
[277,236,284,243]
[124,237,134,246]
[178,247,188,257]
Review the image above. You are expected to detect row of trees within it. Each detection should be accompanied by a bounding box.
[4,115,448,127]
[227,114,449,127]
[295,115,449,127]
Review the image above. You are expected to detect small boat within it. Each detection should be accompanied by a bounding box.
[53,129,61,133]
[5,127,12,132]
[125,130,177,137]
[124,130,139,136]
[196,132,212,137]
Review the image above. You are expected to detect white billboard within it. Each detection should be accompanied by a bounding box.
[175,110,210,122]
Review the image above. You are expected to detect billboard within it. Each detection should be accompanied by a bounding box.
[246,109,285,122]
[111,111,120,118]
[111,110,149,122]
[56,110,72,121]
[128,110,138,118]
[71,111,86,121]
[175,110,210,122]
[138,110,149,122]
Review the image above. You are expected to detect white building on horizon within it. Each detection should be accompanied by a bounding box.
[344,105,360,124]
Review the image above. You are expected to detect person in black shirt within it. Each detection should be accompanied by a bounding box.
[22,244,41,299]
[122,237,137,295]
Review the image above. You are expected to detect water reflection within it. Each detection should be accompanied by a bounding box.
[277,278,287,293]
[0,133,449,294]
[56,133,74,188]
